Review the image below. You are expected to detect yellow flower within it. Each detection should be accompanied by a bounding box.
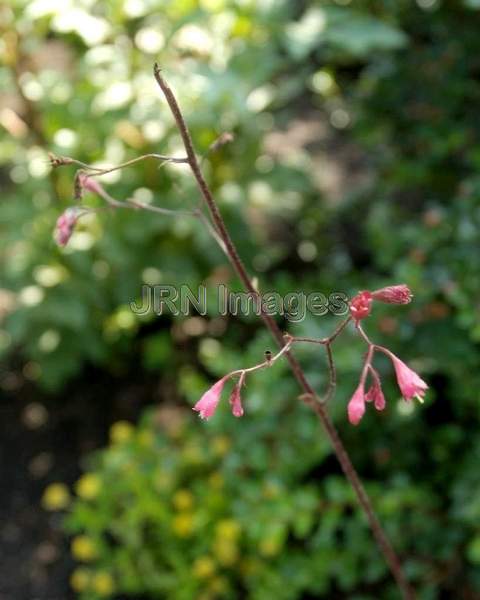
[70,567,90,592]
[71,535,97,561]
[215,519,241,541]
[109,420,134,445]
[41,483,70,511]
[213,539,239,567]
[211,435,230,457]
[172,513,194,538]
[92,571,115,597]
[173,489,194,511]
[75,473,101,500]
[193,556,216,579]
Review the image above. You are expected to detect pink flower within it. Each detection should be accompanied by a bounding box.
[372,285,412,305]
[389,353,428,402]
[54,208,78,246]
[365,369,386,411]
[193,377,229,420]
[229,373,245,418]
[78,173,105,197]
[350,291,373,321]
[347,383,366,426]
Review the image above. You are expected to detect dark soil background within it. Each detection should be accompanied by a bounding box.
[0,368,153,600]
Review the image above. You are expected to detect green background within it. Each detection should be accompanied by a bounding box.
[1,0,479,598]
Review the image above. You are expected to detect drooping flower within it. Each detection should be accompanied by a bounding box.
[54,208,78,246]
[388,353,428,402]
[347,383,366,425]
[365,368,386,411]
[78,173,106,197]
[349,291,373,321]
[193,377,229,420]
[229,373,245,418]
[372,284,412,305]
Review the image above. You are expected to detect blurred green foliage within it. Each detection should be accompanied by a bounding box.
[2,0,480,598]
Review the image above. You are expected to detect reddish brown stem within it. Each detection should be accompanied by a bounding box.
[153,64,414,599]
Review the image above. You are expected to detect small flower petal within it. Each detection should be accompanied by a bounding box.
[365,367,386,411]
[229,373,245,418]
[347,383,366,425]
[349,291,373,321]
[193,377,228,420]
[389,353,428,402]
[372,284,412,305]
[78,173,106,196]
[54,208,78,247]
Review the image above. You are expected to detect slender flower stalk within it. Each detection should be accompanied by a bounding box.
[152,67,414,598]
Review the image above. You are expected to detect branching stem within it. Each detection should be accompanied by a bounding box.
[152,64,414,599]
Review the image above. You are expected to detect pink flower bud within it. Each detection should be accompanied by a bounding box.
[54,208,78,247]
[372,285,412,305]
[193,377,229,420]
[78,173,106,197]
[349,291,373,321]
[388,353,428,403]
[229,373,245,418]
[365,370,386,411]
[347,383,366,426]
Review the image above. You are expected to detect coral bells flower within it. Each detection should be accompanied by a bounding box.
[388,353,428,403]
[78,173,105,197]
[350,291,373,321]
[229,373,245,418]
[347,383,366,425]
[372,284,412,305]
[193,377,229,420]
[365,369,386,411]
[54,208,78,246]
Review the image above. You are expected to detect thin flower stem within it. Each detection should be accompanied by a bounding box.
[360,344,375,387]
[291,316,352,345]
[98,187,228,253]
[153,65,414,599]
[54,153,189,175]
[356,322,374,346]
[322,344,337,403]
[228,340,293,379]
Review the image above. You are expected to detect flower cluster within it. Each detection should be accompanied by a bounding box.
[193,284,429,427]
[349,285,412,322]
[347,284,428,426]
[347,349,428,426]
[193,375,245,420]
